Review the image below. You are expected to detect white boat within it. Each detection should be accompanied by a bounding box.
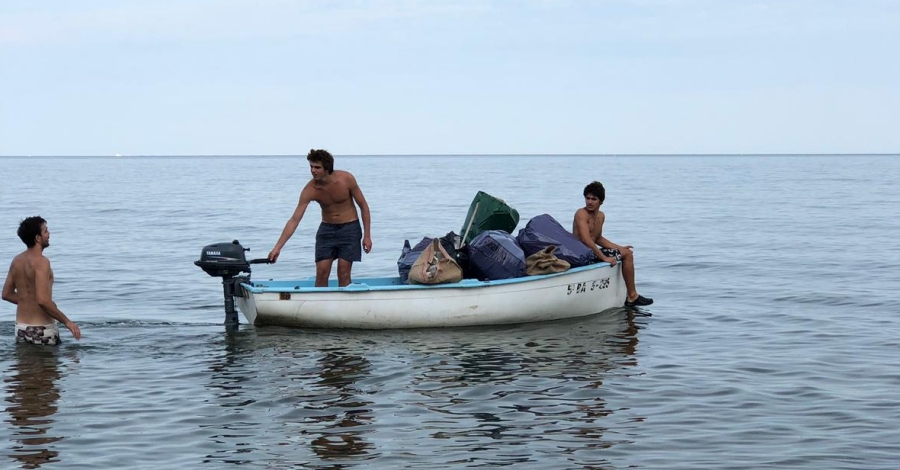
[233,262,625,329]
[194,191,632,329]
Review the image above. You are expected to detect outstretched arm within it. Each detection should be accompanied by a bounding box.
[269,190,312,262]
[34,259,81,339]
[350,177,372,254]
[2,262,17,304]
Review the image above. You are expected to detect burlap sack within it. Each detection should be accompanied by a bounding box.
[409,239,463,284]
[525,245,571,275]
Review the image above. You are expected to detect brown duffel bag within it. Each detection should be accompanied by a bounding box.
[525,245,571,276]
[409,239,464,284]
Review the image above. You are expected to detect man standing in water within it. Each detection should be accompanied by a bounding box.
[3,216,81,344]
[268,149,372,287]
[573,181,653,307]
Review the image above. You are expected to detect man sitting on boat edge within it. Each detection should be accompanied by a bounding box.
[573,181,653,307]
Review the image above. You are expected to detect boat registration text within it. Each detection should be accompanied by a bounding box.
[567,277,610,295]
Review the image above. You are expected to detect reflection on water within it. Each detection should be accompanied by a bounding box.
[4,344,64,468]
[307,352,374,460]
[406,309,644,467]
[196,308,642,467]
[201,328,262,466]
[207,327,258,407]
[203,330,378,465]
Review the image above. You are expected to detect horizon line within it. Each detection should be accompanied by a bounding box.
[1,152,898,158]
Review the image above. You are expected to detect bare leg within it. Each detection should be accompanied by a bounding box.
[336,259,353,287]
[315,259,334,287]
[619,249,639,301]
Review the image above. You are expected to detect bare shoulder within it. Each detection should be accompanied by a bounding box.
[32,254,51,270]
[336,171,361,191]
[334,170,357,183]
[299,179,318,198]
[11,252,39,268]
[574,207,589,221]
[15,253,51,277]
[7,254,21,272]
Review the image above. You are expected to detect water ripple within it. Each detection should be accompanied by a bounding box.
[2,156,900,468]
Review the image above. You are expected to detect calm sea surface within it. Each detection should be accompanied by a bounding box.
[1,155,898,469]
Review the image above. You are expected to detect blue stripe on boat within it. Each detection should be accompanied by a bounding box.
[241,263,610,293]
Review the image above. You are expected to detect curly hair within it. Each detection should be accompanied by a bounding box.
[583,181,605,203]
[18,216,46,247]
[307,149,334,174]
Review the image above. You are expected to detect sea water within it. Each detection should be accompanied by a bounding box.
[0,155,898,469]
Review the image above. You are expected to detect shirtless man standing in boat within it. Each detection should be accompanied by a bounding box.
[268,149,372,287]
[3,216,81,344]
[573,181,653,307]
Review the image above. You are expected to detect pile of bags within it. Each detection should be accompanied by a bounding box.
[397,192,599,284]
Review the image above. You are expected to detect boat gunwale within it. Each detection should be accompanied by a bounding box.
[241,262,613,294]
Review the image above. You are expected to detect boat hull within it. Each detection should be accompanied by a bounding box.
[235,263,626,329]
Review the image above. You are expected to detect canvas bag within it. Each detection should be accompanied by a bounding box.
[398,232,470,284]
[525,245,571,275]
[409,239,463,285]
[398,237,433,284]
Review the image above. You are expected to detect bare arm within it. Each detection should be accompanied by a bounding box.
[596,234,627,252]
[596,232,632,253]
[2,262,17,304]
[349,176,372,253]
[269,189,313,262]
[34,259,81,339]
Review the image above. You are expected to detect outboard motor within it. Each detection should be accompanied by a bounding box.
[195,240,270,325]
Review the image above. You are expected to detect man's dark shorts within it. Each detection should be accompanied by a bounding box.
[315,220,362,263]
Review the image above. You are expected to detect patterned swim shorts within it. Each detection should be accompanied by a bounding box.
[16,323,61,345]
[600,247,622,261]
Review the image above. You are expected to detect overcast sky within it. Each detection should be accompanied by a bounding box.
[1,0,898,156]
